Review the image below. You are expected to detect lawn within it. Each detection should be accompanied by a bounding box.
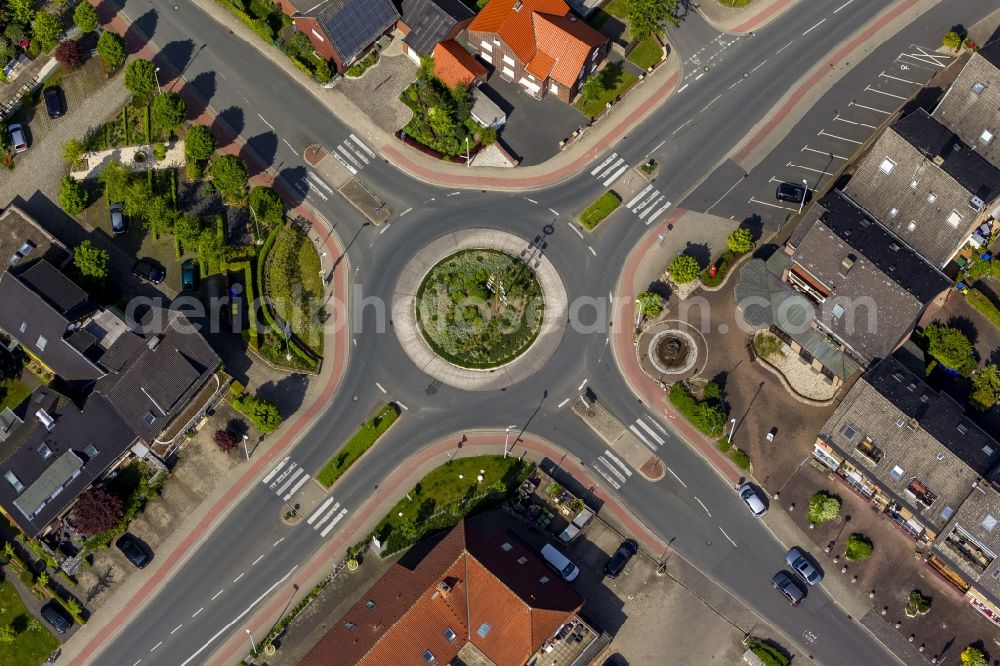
[628,36,663,70]
[368,455,532,555]
[720,0,755,6]
[316,404,400,488]
[587,0,629,30]
[574,63,639,118]
[0,377,30,412]
[579,190,622,229]
[0,580,60,666]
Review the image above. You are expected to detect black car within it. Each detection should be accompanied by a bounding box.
[772,571,805,606]
[132,258,166,284]
[41,601,72,634]
[43,86,64,119]
[181,259,197,291]
[775,182,812,204]
[116,533,152,568]
[604,539,639,578]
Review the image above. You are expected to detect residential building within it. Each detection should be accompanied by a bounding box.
[275,0,400,72]
[932,41,1000,173]
[843,108,1000,268]
[927,482,1000,629]
[811,357,1000,543]
[397,0,475,63]
[467,0,608,103]
[433,39,488,88]
[0,205,71,272]
[299,520,590,666]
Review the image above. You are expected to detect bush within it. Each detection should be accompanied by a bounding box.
[72,486,124,537]
[59,175,88,215]
[579,190,622,229]
[213,429,239,453]
[636,290,663,317]
[807,491,840,525]
[924,322,976,376]
[151,92,187,131]
[74,2,99,33]
[753,332,783,359]
[716,436,732,453]
[727,227,754,254]
[54,40,83,70]
[669,254,701,284]
[668,383,727,436]
[905,590,931,617]
[154,142,167,160]
[943,31,963,50]
[186,160,204,180]
[971,364,1000,412]
[747,639,790,666]
[730,448,751,470]
[231,393,282,434]
[961,646,988,666]
[316,404,400,487]
[97,30,126,70]
[845,533,873,560]
[967,289,1000,333]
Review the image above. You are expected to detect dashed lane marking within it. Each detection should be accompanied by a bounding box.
[273,538,284,547]
[211,589,224,600]
[399,207,412,217]
[751,59,767,72]
[667,467,688,488]
[171,624,183,635]
[549,208,559,216]
[776,40,793,54]
[233,573,245,583]
[694,497,712,517]
[567,222,584,239]
[719,526,738,547]
[834,0,855,12]
[694,72,705,81]
[802,19,826,36]
[672,119,693,135]
[676,83,689,93]
[577,379,588,391]
[192,608,203,618]
[588,246,597,256]
[151,642,162,653]
[557,397,570,408]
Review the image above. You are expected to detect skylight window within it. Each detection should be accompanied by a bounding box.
[4,471,23,493]
[982,129,995,144]
[841,425,858,441]
[423,650,436,664]
[890,465,904,481]
[879,158,896,174]
[947,210,963,227]
[831,304,845,319]
[444,628,457,642]
[907,221,917,232]
[983,514,998,533]
[477,623,492,638]
[972,82,986,94]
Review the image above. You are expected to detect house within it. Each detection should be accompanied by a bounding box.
[467,0,608,103]
[811,357,1000,543]
[433,39,488,88]
[843,108,1000,269]
[932,40,1000,173]
[299,520,589,666]
[397,0,475,63]
[927,482,1000,628]
[0,205,71,272]
[275,0,400,72]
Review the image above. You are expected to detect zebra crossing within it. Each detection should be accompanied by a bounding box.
[305,496,350,538]
[590,152,630,187]
[591,449,634,490]
[331,133,376,175]
[261,456,312,502]
[589,152,671,225]
[629,414,669,452]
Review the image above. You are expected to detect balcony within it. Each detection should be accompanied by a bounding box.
[941,529,994,576]
[906,478,937,508]
[855,438,883,466]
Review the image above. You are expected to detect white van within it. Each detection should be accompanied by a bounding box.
[541,543,579,582]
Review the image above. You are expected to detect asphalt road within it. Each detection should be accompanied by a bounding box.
[83,1,1000,665]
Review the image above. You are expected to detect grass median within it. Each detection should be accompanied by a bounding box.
[316,403,401,488]
[579,190,622,230]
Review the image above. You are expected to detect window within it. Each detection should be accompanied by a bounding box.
[493,37,500,44]
[37,443,52,459]
[502,54,514,66]
[993,568,1000,580]
[982,129,995,144]
[365,600,376,609]
[947,210,963,227]
[4,471,23,493]
[907,221,917,232]
[517,556,528,564]
[477,623,492,638]
[539,575,550,584]
[591,63,598,73]
[926,192,936,203]
[972,82,986,94]
[345,622,356,630]
[423,650,436,664]
[906,382,916,392]
[985,445,995,456]
[84,444,98,459]
[501,542,512,551]
[890,465,904,481]
[444,628,457,642]
[841,425,858,441]
[18,321,26,333]
[983,514,998,532]
[879,158,895,174]
[941,506,954,521]
[550,82,558,95]
[144,412,156,425]
[889,207,898,217]
[936,452,945,461]
[896,418,905,428]
[910,179,918,189]
[36,335,47,351]
[480,40,492,50]
[831,304,845,319]
[957,423,969,435]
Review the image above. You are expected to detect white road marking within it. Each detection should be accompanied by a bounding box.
[192,608,203,618]
[252,554,265,565]
[398,401,409,411]
[629,425,657,451]
[646,201,672,225]
[834,0,854,12]
[282,473,310,501]
[319,508,349,537]
[850,100,890,114]
[352,338,357,347]
[151,642,162,652]
[603,450,633,476]
[694,72,705,81]
[776,41,793,54]
[557,398,570,408]
[330,151,357,175]
[549,208,559,216]
[273,538,284,547]
[171,624,183,635]
[524,197,538,204]
[694,497,712,517]
[179,566,299,666]
[588,246,597,256]
[608,292,613,304]
[379,223,391,235]
[667,467,688,488]
[751,59,767,73]
[719,526,738,547]
[749,196,798,212]
[628,185,655,209]
[577,379,588,391]
[649,140,666,153]
[603,164,628,186]
[275,467,305,496]
[282,138,295,152]
[350,134,376,158]
[635,418,665,446]
[802,145,847,160]
[865,85,906,100]
[262,457,289,484]
[337,144,362,168]
[833,113,876,129]
[591,463,621,490]
[308,497,338,524]
[598,456,628,483]
[802,19,826,36]
[676,83,689,93]
[312,502,342,530]
[672,119,693,135]
[211,589,224,600]
[257,114,274,130]
[133,660,142,666]
[728,79,742,90]
[787,161,835,176]
[880,70,920,86]
[375,382,387,393]
[567,222,584,239]
[591,153,619,176]
[817,129,863,144]
[448,191,461,197]
[233,572,245,583]
[399,207,412,217]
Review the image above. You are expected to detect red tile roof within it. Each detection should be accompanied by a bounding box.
[434,40,488,88]
[469,0,607,87]
[298,521,583,666]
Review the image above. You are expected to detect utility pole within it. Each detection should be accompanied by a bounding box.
[503,425,518,458]
[465,136,470,167]
[242,434,250,461]
[154,67,162,95]
[798,179,808,214]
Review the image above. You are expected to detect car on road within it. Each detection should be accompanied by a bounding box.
[776,182,811,204]
[116,533,152,568]
[605,538,639,578]
[110,202,125,235]
[738,483,767,517]
[8,123,27,153]
[785,547,822,585]
[181,259,197,291]
[43,86,65,118]
[41,602,72,634]
[772,571,805,606]
[132,258,165,284]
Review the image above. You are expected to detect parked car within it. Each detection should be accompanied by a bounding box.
[110,202,125,235]
[776,182,811,204]
[785,547,822,585]
[116,533,152,568]
[181,259,197,291]
[8,123,27,153]
[43,86,65,118]
[738,483,767,517]
[132,258,166,284]
[41,602,72,634]
[605,539,639,578]
[772,571,805,606]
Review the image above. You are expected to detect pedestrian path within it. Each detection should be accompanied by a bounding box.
[629,414,669,451]
[330,133,376,175]
[261,456,312,503]
[591,449,634,490]
[304,496,350,538]
[624,183,672,226]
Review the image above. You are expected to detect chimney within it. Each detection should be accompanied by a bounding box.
[147,335,162,350]
[933,154,945,166]
[513,0,522,10]
[839,255,855,275]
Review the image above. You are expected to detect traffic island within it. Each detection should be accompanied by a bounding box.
[636,319,708,385]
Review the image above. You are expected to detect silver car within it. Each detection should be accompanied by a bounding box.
[110,202,125,234]
[785,547,822,585]
[8,123,27,153]
[738,483,767,517]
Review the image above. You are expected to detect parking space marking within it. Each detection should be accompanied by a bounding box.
[549,208,559,216]
[833,113,876,129]
[880,70,920,86]
[749,197,798,212]
[802,19,826,36]
[802,145,847,160]
[864,85,906,100]
[788,162,835,176]
[849,100,891,114]
[818,129,862,144]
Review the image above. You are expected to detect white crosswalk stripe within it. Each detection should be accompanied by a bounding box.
[590,462,621,490]
[333,135,374,172]
[629,424,657,451]
[603,449,633,477]
[263,458,312,503]
[319,508,349,538]
[598,457,628,484]
[349,134,376,158]
[262,457,290,485]
[305,498,350,537]
[307,497,338,525]
[634,418,665,447]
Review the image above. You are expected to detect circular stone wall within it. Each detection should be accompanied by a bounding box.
[392,229,568,391]
[648,329,698,375]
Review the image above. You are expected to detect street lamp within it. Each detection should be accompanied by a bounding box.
[242,434,250,461]
[154,67,162,95]
[465,136,470,168]
[798,178,808,214]
[247,200,262,244]
[728,417,736,441]
[503,424,518,458]
[245,628,257,655]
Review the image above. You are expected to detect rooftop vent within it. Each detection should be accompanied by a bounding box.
[888,242,901,252]
[147,335,162,350]
[933,154,945,166]
[970,195,985,212]
[839,255,855,274]
[513,0,522,10]
[436,580,452,597]
[35,409,55,430]
[17,240,35,256]
[8,253,21,266]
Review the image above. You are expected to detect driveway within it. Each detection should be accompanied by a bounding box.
[337,36,415,134]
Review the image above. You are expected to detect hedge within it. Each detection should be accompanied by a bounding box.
[668,383,727,436]
[747,639,790,666]
[579,191,622,230]
[702,249,737,287]
[730,448,751,470]
[227,261,258,350]
[316,404,400,487]
[967,288,1000,330]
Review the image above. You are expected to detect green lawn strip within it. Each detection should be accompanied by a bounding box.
[574,63,639,117]
[0,580,60,665]
[365,455,532,555]
[579,190,622,229]
[966,288,1000,330]
[316,404,401,488]
[628,36,663,70]
[720,0,755,6]
[0,378,31,412]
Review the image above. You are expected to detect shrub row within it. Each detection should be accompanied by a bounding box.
[967,288,1000,330]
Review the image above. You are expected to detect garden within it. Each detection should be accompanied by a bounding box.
[0,579,59,665]
[575,62,639,118]
[316,403,400,488]
[400,61,495,158]
[415,249,544,368]
[262,224,325,356]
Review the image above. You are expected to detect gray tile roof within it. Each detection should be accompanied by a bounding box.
[401,0,473,57]
[18,260,91,315]
[316,0,400,66]
[933,43,1000,171]
[820,357,1000,532]
[0,206,70,271]
[931,482,1000,608]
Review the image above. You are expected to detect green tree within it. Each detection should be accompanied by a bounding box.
[925,322,976,376]
[144,195,177,238]
[624,0,678,40]
[668,254,700,284]
[173,215,202,250]
[581,75,604,102]
[97,30,126,69]
[122,178,153,219]
[0,624,13,644]
[151,91,187,131]
[845,533,873,561]
[8,0,35,25]
[124,59,158,99]
[59,175,88,215]
[232,393,283,434]
[727,227,754,254]
[32,10,62,52]
[807,491,841,525]
[73,2,99,33]
[417,56,436,83]
[197,227,227,271]
[961,646,988,666]
[636,290,662,317]
[702,381,721,402]
[73,240,109,281]
[185,124,216,162]
[99,160,132,203]
[248,185,284,226]
[971,364,1000,412]
[942,31,963,50]
[209,154,249,199]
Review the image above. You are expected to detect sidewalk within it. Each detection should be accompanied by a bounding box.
[695,0,800,35]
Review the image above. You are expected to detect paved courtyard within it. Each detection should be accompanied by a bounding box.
[337,35,415,134]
